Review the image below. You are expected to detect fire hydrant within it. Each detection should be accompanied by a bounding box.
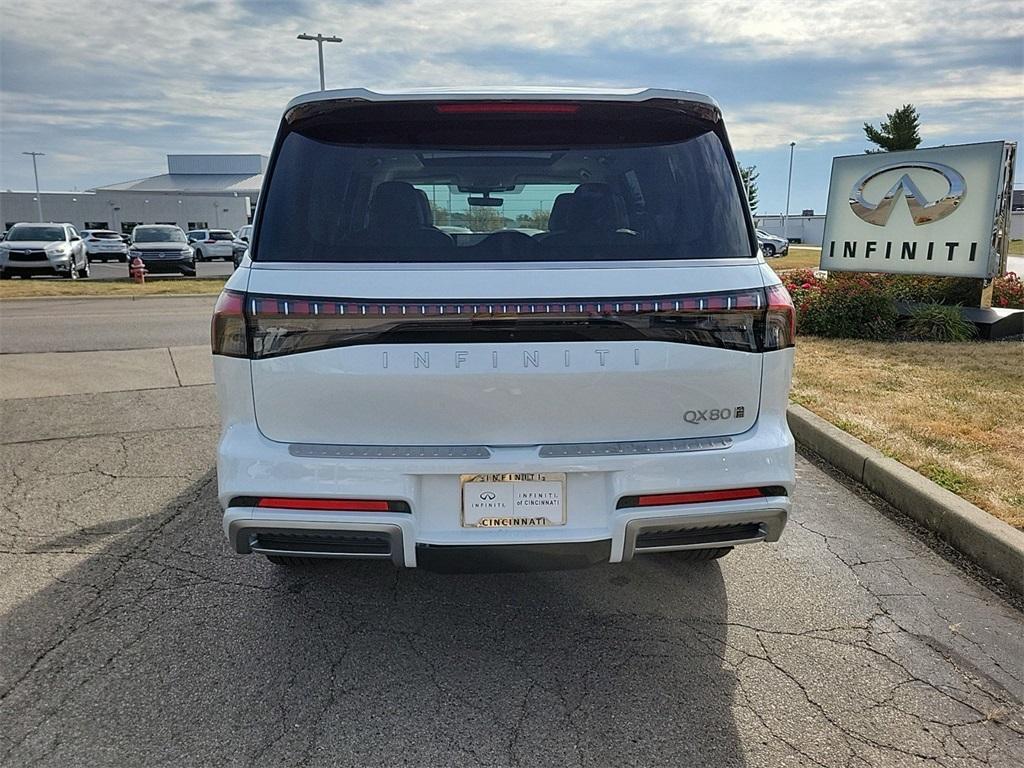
[129,256,147,284]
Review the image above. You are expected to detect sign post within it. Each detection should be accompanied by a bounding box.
[820,141,1017,307]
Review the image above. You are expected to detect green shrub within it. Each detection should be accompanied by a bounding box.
[903,303,977,342]
[797,276,898,339]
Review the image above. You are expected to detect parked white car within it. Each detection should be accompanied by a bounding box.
[82,229,129,262]
[756,229,789,258]
[0,222,89,279]
[187,229,236,261]
[213,88,796,571]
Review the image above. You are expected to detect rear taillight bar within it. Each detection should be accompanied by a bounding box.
[617,486,787,509]
[228,495,411,513]
[211,286,796,359]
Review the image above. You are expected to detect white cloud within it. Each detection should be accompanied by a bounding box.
[1,0,1020,198]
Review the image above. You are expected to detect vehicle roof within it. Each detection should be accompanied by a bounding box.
[285,86,719,114]
[10,222,73,227]
[134,224,181,228]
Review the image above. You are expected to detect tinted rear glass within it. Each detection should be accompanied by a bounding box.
[255,101,753,263]
[91,231,121,239]
[210,231,234,240]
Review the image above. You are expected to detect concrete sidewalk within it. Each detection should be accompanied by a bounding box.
[0,345,212,400]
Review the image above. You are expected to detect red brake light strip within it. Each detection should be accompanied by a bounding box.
[256,497,391,511]
[435,102,579,115]
[635,488,765,507]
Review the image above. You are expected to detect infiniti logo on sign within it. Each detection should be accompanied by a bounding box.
[849,161,966,227]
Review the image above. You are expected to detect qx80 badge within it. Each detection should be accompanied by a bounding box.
[849,161,966,227]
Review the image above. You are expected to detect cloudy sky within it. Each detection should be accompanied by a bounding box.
[1,0,1021,214]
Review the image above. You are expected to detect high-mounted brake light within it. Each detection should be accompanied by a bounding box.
[764,283,795,351]
[435,102,580,115]
[211,289,248,358]
[256,497,392,512]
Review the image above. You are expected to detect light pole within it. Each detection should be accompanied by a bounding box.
[783,141,795,241]
[297,33,343,91]
[23,151,45,221]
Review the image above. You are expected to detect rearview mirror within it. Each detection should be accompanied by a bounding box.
[468,196,503,207]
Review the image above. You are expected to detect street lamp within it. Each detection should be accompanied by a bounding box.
[297,33,343,91]
[22,151,45,221]
[783,141,796,241]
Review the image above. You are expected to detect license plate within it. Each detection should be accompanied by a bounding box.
[461,473,566,528]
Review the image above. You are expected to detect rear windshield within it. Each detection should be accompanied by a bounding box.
[210,230,234,240]
[255,101,753,263]
[134,227,186,243]
[90,231,121,239]
[7,226,65,242]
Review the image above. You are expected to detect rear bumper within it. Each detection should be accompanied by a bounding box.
[224,504,788,570]
[218,416,794,569]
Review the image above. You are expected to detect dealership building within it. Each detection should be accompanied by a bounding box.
[0,154,264,235]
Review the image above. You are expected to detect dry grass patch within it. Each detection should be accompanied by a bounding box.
[0,278,227,299]
[792,337,1024,529]
[768,246,821,273]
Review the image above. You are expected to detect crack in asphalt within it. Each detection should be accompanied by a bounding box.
[1,417,1022,766]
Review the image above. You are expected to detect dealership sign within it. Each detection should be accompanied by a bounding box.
[821,141,1016,279]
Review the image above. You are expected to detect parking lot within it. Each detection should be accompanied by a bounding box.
[85,259,235,281]
[1,296,1023,767]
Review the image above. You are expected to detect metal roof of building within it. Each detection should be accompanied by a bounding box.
[92,173,262,194]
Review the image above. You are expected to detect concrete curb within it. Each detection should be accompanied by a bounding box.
[787,404,1024,595]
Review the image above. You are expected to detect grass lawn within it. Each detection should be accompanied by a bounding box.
[1010,239,1023,256]
[768,246,821,273]
[0,277,227,299]
[792,337,1024,530]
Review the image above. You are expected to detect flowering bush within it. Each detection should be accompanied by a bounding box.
[993,272,1024,309]
[795,274,898,339]
[777,268,1021,339]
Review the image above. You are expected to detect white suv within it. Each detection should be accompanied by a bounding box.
[212,88,796,571]
[187,229,236,261]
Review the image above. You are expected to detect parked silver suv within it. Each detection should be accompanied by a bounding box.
[0,223,89,279]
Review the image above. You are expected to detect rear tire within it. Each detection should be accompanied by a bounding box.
[265,555,321,567]
[670,547,733,562]
[195,249,205,262]
[79,259,90,279]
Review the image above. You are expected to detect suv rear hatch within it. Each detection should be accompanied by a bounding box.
[232,94,793,447]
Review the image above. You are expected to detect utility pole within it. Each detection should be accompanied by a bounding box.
[23,151,45,221]
[297,33,343,90]
[783,141,795,241]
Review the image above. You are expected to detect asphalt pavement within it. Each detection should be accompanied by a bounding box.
[0,297,1022,767]
[0,296,216,353]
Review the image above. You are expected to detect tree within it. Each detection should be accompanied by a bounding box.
[516,209,550,230]
[864,104,922,152]
[461,206,505,232]
[740,165,759,212]
[430,203,450,227]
